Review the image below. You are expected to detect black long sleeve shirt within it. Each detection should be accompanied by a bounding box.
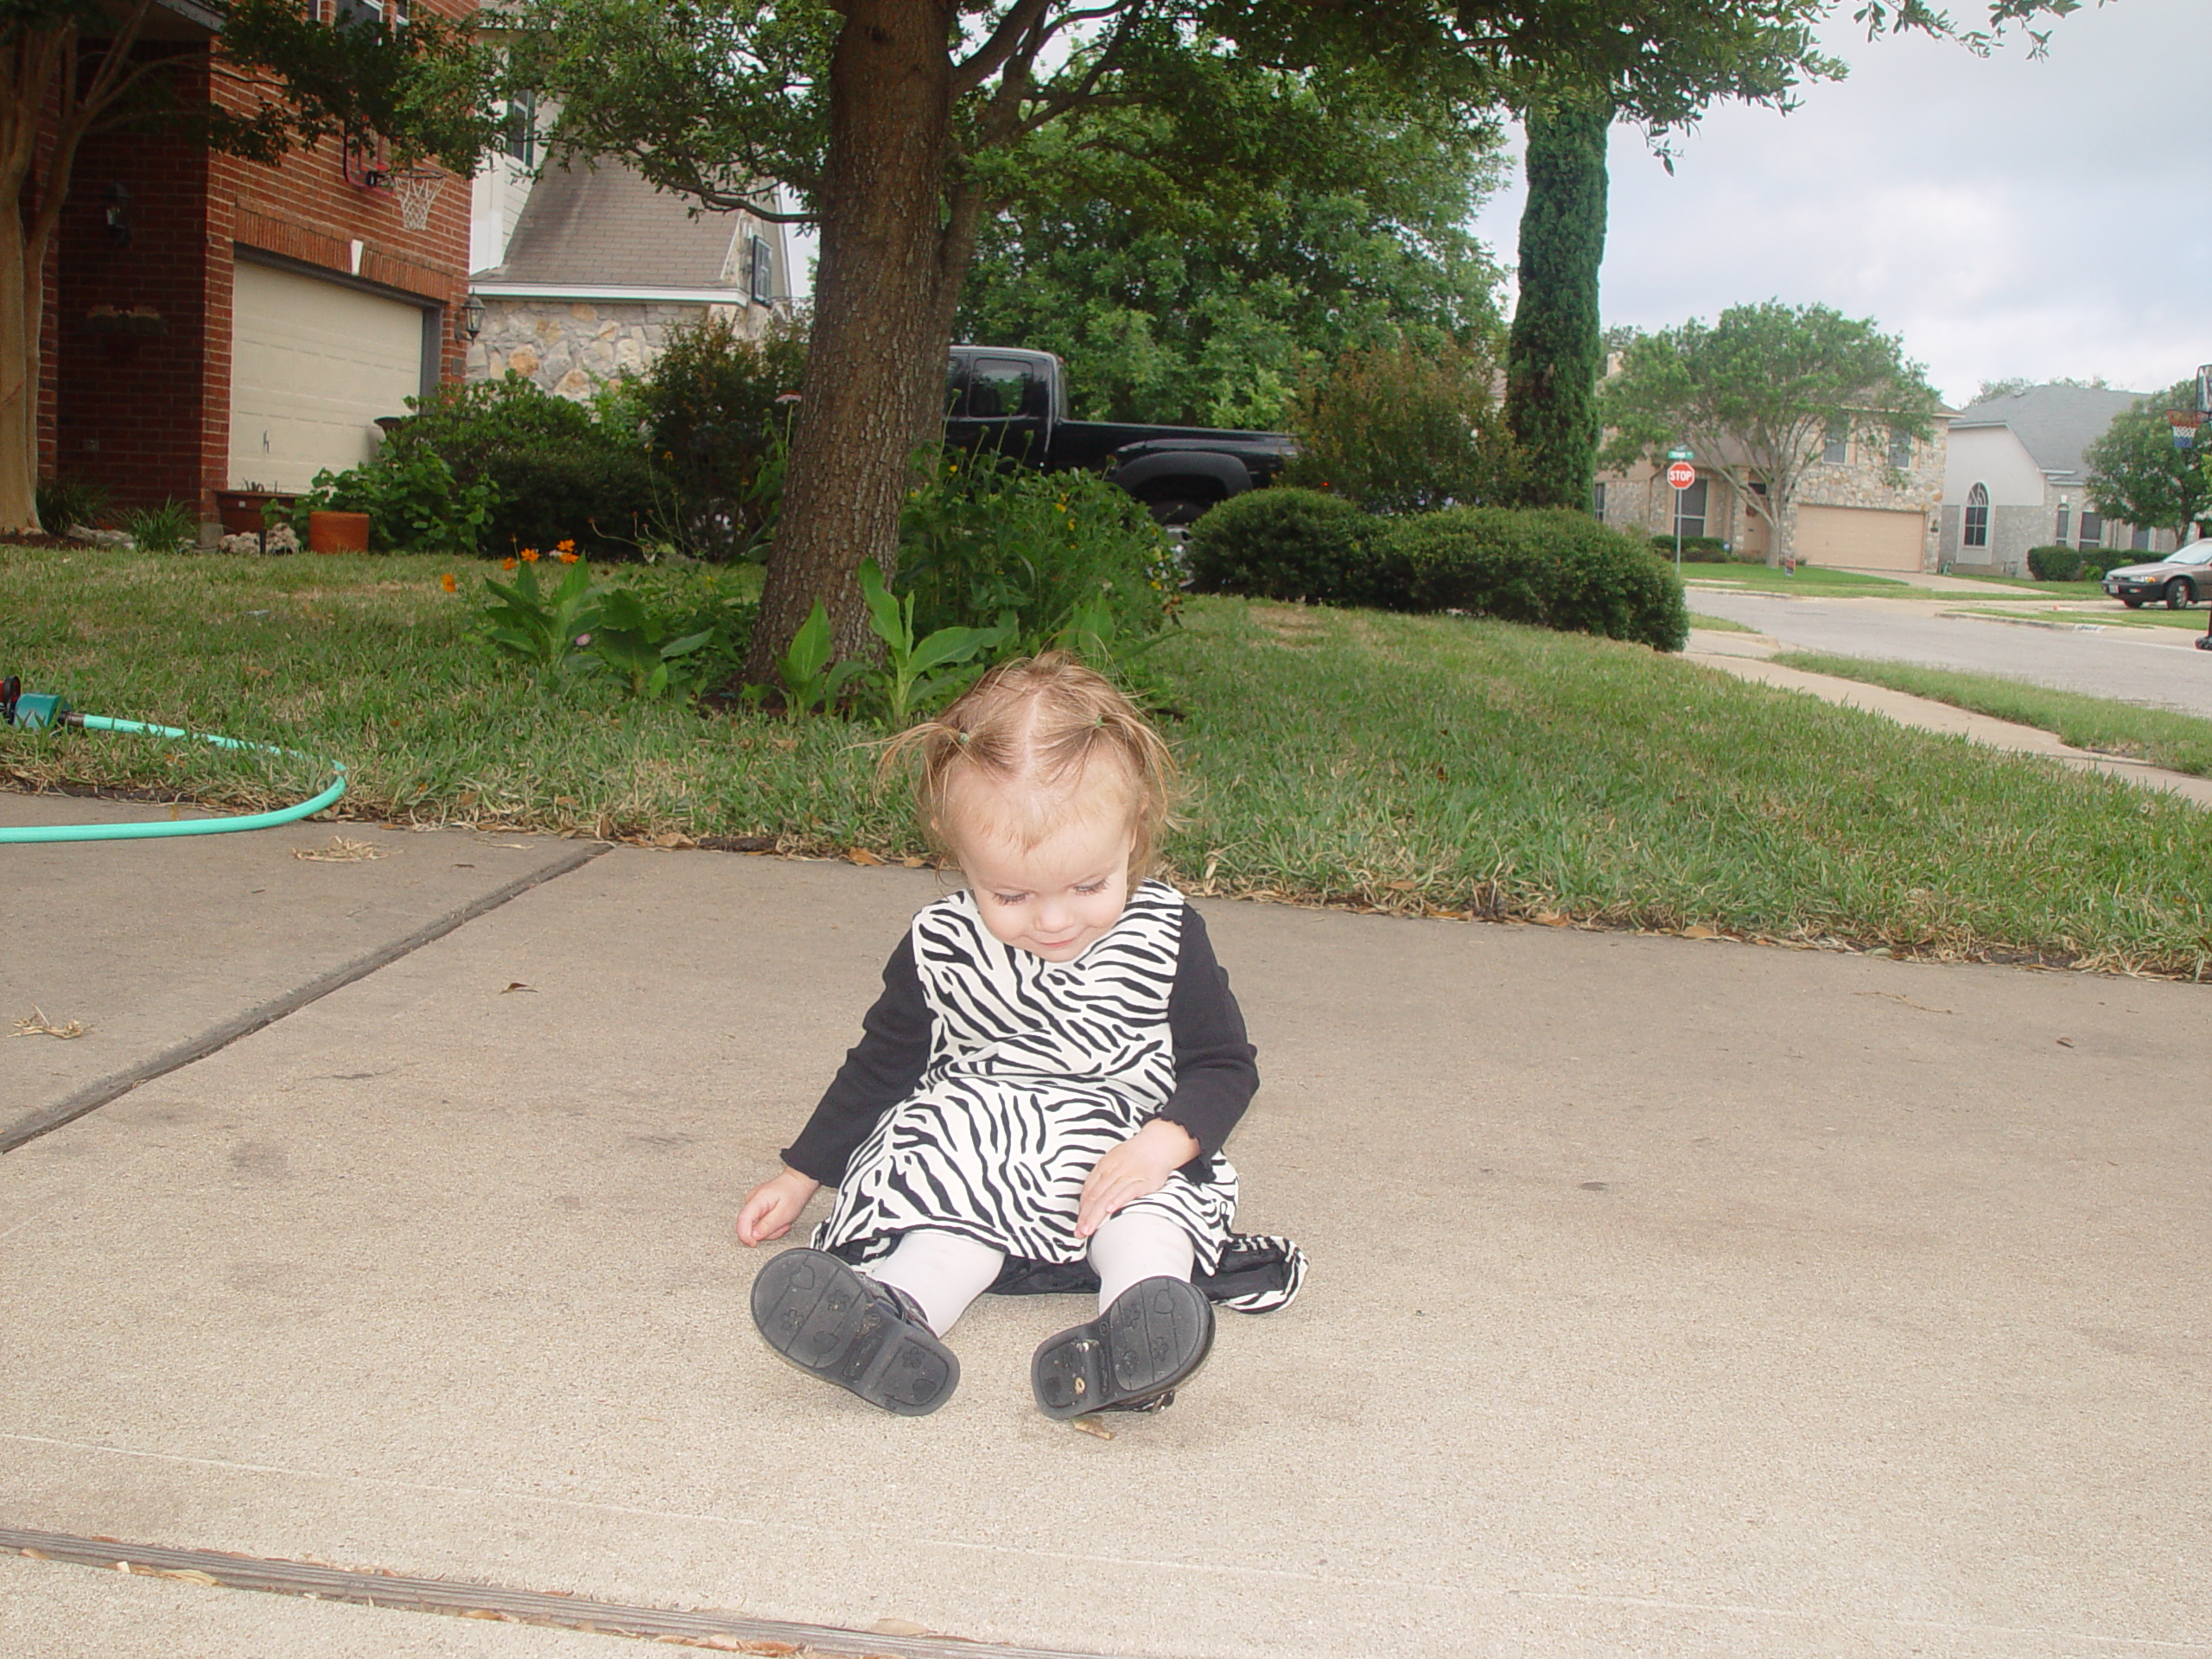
[781,906,1258,1186]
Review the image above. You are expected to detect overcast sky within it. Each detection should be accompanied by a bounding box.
[1474,0,2212,410]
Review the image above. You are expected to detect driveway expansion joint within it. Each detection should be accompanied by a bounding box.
[0,1527,1109,1659]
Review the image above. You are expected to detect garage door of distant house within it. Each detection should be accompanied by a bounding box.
[1796,505,1925,572]
[229,258,429,493]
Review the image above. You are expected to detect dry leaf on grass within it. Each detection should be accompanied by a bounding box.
[1681,926,1719,940]
[10,1007,89,1039]
[293,837,385,862]
[847,848,884,866]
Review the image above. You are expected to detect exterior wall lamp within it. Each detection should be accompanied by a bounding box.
[457,293,486,342]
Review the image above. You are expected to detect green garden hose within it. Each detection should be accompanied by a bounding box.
[0,691,346,843]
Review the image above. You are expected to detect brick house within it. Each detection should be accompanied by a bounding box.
[466,144,794,400]
[36,0,471,538]
[1937,385,2177,576]
[1595,416,1952,572]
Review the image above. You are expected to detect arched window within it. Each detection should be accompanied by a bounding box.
[1963,483,1990,549]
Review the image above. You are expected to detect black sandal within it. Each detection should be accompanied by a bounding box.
[750,1248,958,1416]
[1031,1275,1215,1419]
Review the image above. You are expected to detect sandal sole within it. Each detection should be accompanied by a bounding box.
[750,1249,958,1416]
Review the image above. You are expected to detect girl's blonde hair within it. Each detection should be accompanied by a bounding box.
[880,652,1178,880]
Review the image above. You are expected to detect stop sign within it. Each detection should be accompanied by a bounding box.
[1666,461,1697,490]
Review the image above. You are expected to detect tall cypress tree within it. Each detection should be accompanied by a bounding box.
[1504,98,1611,511]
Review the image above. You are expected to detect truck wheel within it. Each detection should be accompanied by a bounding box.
[1144,497,1211,529]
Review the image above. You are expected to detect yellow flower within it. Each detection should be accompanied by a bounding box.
[556,538,576,553]
[558,550,580,564]
[440,573,457,594]
[519,547,541,563]
[501,556,518,571]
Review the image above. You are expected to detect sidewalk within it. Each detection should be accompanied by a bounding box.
[3,796,2206,1658]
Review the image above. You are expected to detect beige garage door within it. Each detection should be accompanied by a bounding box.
[229,259,427,492]
[1796,505,1926,572]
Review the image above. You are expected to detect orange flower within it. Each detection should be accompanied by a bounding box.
[555,538,576,553]
[519,547,541,563]
[440,572,457,593]
[558,550,580,564]
[501,556,518,571]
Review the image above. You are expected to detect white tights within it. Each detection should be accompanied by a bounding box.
[866,1211,1195,1337]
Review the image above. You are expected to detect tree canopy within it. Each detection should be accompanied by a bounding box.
[2084,382,2212,548]
[1599,300,1942,564]
[953,75,1504,431]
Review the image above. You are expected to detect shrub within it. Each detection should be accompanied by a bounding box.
[895,453,1179,649]
[2028,544,2136,582]
[316,374,663,556]
[1280,336,1521,515]
[1647,532,1733,563]
[1377,506,1689,652]
[36,476,113,533]
[120,499,197,554]
[632,314,807,558]
[1184,487,1382,604]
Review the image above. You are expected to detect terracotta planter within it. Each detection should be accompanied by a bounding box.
[214,489,295,537]
[308,510,371,554]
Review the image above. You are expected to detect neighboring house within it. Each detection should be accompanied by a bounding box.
[1595,416,1951,572]
[1939,385,2176,575]
[36,0,474,536]
[467,149,794,399]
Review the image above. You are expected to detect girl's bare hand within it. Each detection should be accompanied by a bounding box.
[1076,1119,1200,1237]
[736,1169,822,1245]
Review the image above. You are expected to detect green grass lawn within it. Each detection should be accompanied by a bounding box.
[1686,611,1757,634]
[1775,651,2212,779]
[1682,565,1919,598]
[5,547,2208,978]
[1951,603,2212,632]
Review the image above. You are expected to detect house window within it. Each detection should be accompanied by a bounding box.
[2132,526,2152,550]
[2078,512,2104,549]
[1963,483,1990,548]
[748,235,774,305]
[1672,479,1708,539]
[2055,504,2070,545]
[1592,482,1606,523]
[501,92,537,165]
[1822,423,1848,465]
[1887,434,1913,470]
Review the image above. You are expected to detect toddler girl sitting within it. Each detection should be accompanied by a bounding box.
[736,652,1303,1417]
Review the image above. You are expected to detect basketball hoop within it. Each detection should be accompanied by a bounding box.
[393,168,445,232]
[2167,409,2204,452]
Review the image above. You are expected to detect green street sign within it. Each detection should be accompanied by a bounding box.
[1666,447,1694,461]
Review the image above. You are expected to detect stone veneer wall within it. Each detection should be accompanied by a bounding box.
[465,298,763,398]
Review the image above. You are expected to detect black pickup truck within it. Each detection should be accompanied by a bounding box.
[946,346,1293,526]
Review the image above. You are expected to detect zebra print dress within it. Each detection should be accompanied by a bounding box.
[812,880,1244,1276]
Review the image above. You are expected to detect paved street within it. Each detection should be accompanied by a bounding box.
[1687,589,2212,717]
[3,798,2207,1658]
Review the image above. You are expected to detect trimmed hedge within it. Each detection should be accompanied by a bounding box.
[1379,507,1689,652]
[1647,532,1735,563]
[1185,487,1382,604]
[2026,544,2134,582]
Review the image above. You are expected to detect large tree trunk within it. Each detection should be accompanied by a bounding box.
[741,0,959,682]
[0,195,42,536]
[1503,98,1610,512]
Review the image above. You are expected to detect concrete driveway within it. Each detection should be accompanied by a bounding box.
[1688,589,2212,717]
[3,802,2207,1658]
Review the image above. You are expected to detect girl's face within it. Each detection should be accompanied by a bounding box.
[946,783,1135,963]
